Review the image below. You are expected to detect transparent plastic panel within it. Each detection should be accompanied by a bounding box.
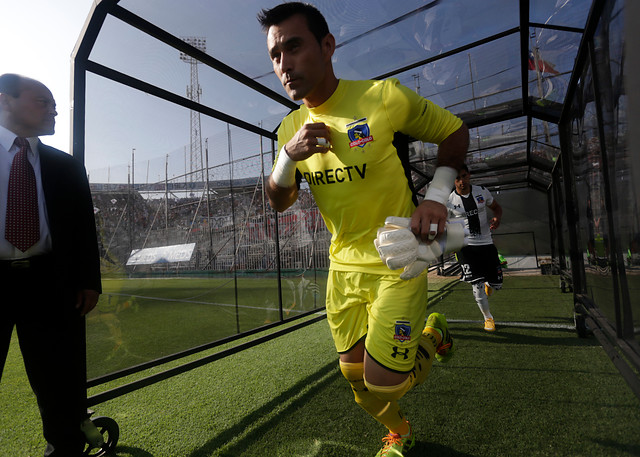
[75,0,624,376]
[116,0,451,98]
[467,118,528,176]
[471,118,529,152]
[466,119,530,184]
[547,173,561,269]
[331,0,519,80]
[471,168,529,188]
[527,27,582,105]
[553,158,572,273]
[119,0,277,74]
[395,34,522,116]
[491,187,551,258]
[118,0,519,97]
[412,117,530,190]
[84,72,229,183]
[531,142,560,171]
[592,0,637,340]
[118,0,433,78]
[83,74,324,380]
[468,146,528,172]
[529,166,552,187]
[89,14,288,132]
[530,0,592,29]
[532,118,560,148]
[531,119,560,170]
[268,200,330,333]
[569,63,618,327]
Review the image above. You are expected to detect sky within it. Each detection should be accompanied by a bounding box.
[0,0,285,182]
[0,0,95,152]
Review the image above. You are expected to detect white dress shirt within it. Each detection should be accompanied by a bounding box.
[0,124,52,259]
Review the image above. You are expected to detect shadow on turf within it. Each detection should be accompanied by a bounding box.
[589,438,640,456]
[181,359,480,457]
[102,361,340,457]
[452,324,601,348]
[411,441,475,456]
[110,445,156,456]
[188,360,340,457]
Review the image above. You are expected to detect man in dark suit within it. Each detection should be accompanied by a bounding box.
[0,73,101,456]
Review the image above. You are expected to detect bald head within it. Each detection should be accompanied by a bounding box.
[0,73,57,137]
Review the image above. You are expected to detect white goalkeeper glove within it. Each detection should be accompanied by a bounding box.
[374,216,468,280]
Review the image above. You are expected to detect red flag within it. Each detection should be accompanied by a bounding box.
[528,51,559,75]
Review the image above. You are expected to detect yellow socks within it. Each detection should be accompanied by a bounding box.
[340,361,407,432]
[339,328,441,436]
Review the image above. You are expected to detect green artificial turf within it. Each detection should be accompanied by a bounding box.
[86,274,327,378]
[2,274,639,456]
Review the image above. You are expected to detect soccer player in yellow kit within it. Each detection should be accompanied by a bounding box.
[258,3,469,456]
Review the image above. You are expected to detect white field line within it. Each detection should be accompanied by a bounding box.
[449,319,575,330]
[102,281,572,328]
[104,292,324,315]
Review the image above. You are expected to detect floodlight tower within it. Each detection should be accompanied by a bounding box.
[180,36,207,188]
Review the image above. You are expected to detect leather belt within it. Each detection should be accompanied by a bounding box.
[0,254,54,271]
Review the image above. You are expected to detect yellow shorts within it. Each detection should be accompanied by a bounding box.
[326,270,429,373]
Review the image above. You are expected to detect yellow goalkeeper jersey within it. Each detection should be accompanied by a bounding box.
[276,78,462,274]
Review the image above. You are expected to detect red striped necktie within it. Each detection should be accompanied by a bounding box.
[5,137,40,251]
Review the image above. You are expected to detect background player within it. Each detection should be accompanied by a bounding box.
[447,164,503,331]
[258,3,469,456]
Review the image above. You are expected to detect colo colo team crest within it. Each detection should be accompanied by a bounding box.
[346,118,374,148]
[394,320,412,343]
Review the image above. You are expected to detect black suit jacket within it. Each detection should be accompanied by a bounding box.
[38,141,102,294]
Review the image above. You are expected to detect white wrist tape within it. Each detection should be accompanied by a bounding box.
[271,145,297,188]
[424,166,457,205]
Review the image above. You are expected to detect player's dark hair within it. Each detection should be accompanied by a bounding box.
[257,2,330,45]
[459,163,469,173]
[0,73,23,97]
